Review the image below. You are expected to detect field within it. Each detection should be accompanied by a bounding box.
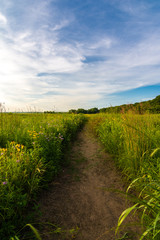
[0,112,86,239]
[90,113,160,239]
[1,112,160,239]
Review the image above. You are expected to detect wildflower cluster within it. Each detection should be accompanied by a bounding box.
[57,133,64,141]
[2,181,7,185]
[27,130,39,139]
[0,142,25,188]
[10,141,24,152]
[0,148,7,156]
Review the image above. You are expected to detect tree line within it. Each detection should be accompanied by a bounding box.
[68,95,160,114]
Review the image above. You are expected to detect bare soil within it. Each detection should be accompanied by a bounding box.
[37,124,140,240]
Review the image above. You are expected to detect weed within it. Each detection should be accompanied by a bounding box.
[92,113,160,239]
[0,113,86,239]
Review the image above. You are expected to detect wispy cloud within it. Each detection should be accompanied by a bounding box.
[52,19,71,31]
[0,1,84,107]
[0,0,160,111]
[0,12,7,25]
[115,0,150,16]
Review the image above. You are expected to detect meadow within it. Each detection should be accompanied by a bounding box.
[90,113,160,239]
[1,111,160,239]
[0,112,86,239]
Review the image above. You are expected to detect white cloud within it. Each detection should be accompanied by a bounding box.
[0,12,7,25]
[2,24,160,111]
[113,0,150,17]
[28,92,101,112]
[116,36,160,69]
[0,22,84,104]
[52,19,71,31]
[89,37,113,50]
[1,0,160,111]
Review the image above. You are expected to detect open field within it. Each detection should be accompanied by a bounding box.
[1,112,160,239]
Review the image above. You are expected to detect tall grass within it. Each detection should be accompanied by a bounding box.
[91,113,160,239]
[0,112,86,239]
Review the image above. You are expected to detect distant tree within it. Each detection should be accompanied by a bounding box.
[44,111,55,114]
[69,109,77,114]
[70,95,160,115]
[87,107,99,114]
[102,95,160,114]
[153,95,160,105]
[77,108,87,114]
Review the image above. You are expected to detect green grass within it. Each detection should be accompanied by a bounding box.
[90,113,160,239]
[0,112,87,239]
[3,111,160,239]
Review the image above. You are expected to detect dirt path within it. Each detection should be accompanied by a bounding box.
[37,124,140,240]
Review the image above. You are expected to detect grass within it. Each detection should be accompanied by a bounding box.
[0,112,87,239]
[2,111,160,239]
[90,112,160,239]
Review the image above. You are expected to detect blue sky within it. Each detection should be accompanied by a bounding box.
[0,0,160,111]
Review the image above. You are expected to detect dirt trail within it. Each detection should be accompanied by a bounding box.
[37,124,140,240]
